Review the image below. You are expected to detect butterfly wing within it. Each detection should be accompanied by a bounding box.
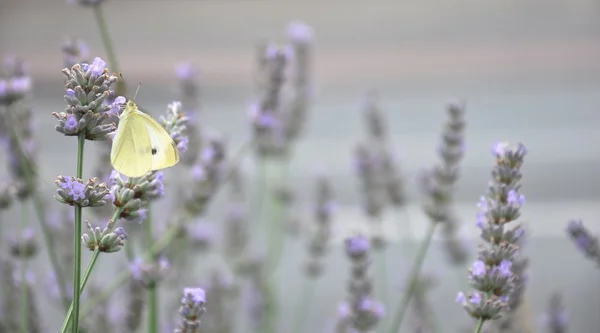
[110,109,154,178]
[132,110,180,171]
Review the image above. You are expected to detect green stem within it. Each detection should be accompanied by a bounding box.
[145,207,159,333]
[80,218,184,317]
[271,156,291,272]
[61,207,123,333]
[92,4,126,97]
[71,133,86,333]
[474,319,485,333]
[20,201,29,333]
[253,157,267,235]
[59,249,101,333]
[292,278,315,333]
[4,104,70,310]
[387,222,438,333]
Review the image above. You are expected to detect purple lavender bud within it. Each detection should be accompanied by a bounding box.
[159,101,189,154]
[55,176,110,207]
[82,220,127,253]
[345,234,370,258]
[175,287,207,332]
[566,219,600,264]
[286,21,314,45]
[8,227,38,259]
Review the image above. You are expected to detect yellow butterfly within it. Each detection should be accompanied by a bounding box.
[110,94,179,178]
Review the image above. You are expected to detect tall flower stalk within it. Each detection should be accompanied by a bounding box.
[456,142,528,333]
[54,57,118,332]
[388,103,462,333]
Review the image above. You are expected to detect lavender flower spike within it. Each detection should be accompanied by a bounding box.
[174,287,207,333]
[542,292,568,333]
[53,57,117,141]
[457,142,528,324]
[566,219,600,265]
[335,234,384,333]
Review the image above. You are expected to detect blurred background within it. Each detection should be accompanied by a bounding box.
[1,0,600,332]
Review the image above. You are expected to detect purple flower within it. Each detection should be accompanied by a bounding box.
[183,287,206,305]
[492,142,508,157]
[507,190,525,205]
[345,234,369,255]
[65,114,78,132]
[498,260,513,277]
[176,63,198,81]
[470,292,482,305]
[89,57,106,76]
[108,96,126,117]
[471,261,486,277]
[286,21,314,44]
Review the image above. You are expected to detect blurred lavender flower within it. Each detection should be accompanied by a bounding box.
[81,284,117,333]
[421,101,469,265]
[223,167,249,261]
[53,57,118,141]
[61,36,90,68]
[200,271,237,333]
[55,176,110,207]
[160,101,190,154]
[353,143,385,220]
[566,219,600,265]
[0,55,31,106]
[186,219,216,252]
[8,227,37,259]
[251,44,290,158]
[457,142,528,323]
[334,234,384,332]
[125,276,146,332]
[0,181,16,210]
[130,256,170,288]
[0,56,36,200]
[283,21,314,142]
[305,173,335,277]
[541,293,568,333]
[175,63,202,165]
[174,287,207,333]
[0,259,40,333]
[183,134,227,216]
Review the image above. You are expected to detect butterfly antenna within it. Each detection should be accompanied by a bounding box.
[132,82,142,101]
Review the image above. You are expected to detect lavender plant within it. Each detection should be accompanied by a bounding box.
[334,234,385,333]
[541,292,568,333]
[565,220,600,265]
[420,101,469,265]
[456,142,528,333]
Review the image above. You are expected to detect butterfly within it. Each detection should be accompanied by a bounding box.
[110,91,179,178]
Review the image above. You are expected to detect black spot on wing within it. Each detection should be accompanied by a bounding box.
[151,148,157,155]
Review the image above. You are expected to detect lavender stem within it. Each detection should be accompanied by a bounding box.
[91,3,125,97]
[145,206,159,333]
[388,222,437,333]
[474,318,485,333]
[19,201,28,333]
[71,132,86,333]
